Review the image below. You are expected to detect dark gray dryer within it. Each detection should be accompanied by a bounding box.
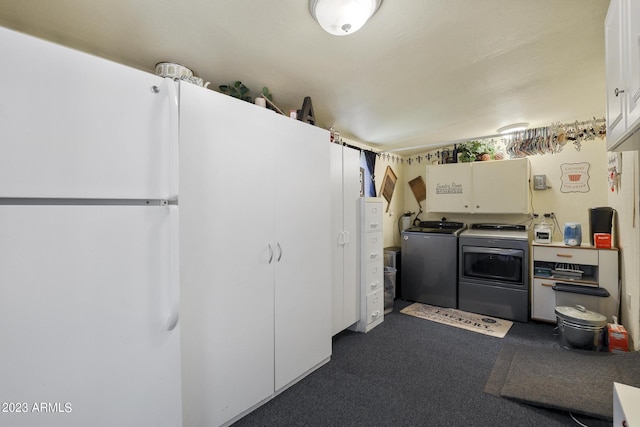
[458,223,529,322]
[400,221,466,308]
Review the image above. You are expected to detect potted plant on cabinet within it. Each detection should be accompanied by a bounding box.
[457,140,496,162]
[218,81,274,105]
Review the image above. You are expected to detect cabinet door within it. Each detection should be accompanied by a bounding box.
[426,163,472,213]
[598,249,620,322]
[179,85,276,426]
[343,147,361,328]
[331,145,360,335]
[274,118,331,391]
[472,158,529,214]
[605,0,627,145]
[330,144,345,335]
[625,0,640,126]
[532,278,557,322]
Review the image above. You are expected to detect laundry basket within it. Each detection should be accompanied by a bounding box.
[384,267,397,314]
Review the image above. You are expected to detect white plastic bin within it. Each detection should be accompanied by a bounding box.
[384,267,396,314]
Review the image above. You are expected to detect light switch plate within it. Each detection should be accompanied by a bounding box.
[533,174,547,190]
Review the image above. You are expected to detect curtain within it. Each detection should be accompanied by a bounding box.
[361,150,377,197]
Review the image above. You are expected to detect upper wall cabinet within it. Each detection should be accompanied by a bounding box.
[426,158,530,214]
[606,0,640,151]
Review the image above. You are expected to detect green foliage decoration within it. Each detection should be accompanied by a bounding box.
[457,140,496,162]
[218,81,273,105]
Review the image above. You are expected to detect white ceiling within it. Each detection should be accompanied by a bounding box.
[0,0,610,155]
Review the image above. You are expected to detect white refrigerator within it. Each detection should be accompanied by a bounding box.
[0,27,182,426]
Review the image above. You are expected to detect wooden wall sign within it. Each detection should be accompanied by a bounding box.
[380,166,397,212]
[408,176,426,204]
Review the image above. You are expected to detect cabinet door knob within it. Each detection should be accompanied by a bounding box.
[615,87,625,97]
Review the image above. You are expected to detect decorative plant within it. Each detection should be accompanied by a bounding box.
[457,140,496,162]
[218,81,273,105]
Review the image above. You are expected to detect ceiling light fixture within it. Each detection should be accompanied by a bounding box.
[309,0,382,36]
[496,123,529,134]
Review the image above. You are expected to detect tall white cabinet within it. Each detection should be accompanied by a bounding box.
[331,143,361,335]
[180,83,332,426]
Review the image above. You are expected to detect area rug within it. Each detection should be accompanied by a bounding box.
[400,303,513,338]
[484,344,640,421]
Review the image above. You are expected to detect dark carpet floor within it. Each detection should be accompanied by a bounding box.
[232,300,618,426]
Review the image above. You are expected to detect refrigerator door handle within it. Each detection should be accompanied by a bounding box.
[166,205,180,331]
[166,78,179,201]
[276,243,283,262]
[268,244,274,264]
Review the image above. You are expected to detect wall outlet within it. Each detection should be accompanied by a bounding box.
[533,174,548,190]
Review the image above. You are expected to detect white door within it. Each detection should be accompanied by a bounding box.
[0,27,176,200]
[274,118,332,391]
[179,85,275,426]
[0,205,181,427]
[330,143,346,334]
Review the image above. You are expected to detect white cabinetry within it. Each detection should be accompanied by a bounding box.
[331,144,361,335]
[531,243,619,323]
[426,158,530,214]
[614,382,640,426]
[180,84,331,426]
[354,198,384,333]
[606,0,640,151]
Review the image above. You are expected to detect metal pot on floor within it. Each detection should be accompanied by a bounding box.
[555,305,607,351]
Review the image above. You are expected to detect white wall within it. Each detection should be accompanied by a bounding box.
[607,150,640,350]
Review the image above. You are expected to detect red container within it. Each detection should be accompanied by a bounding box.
[594,233,612,248]
[607,323,629,352]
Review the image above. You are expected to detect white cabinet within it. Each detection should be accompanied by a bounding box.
[180,84,331,426]
[606,0,640,151]
[614,382,640,426]
[331,144,361,335]
[531,243,620,323]
[354,198,384,333]
[426,158,530,214]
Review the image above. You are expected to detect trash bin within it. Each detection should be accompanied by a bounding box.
[384,266,397,314]
[555,305,607,351]
[384,246,401,299]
